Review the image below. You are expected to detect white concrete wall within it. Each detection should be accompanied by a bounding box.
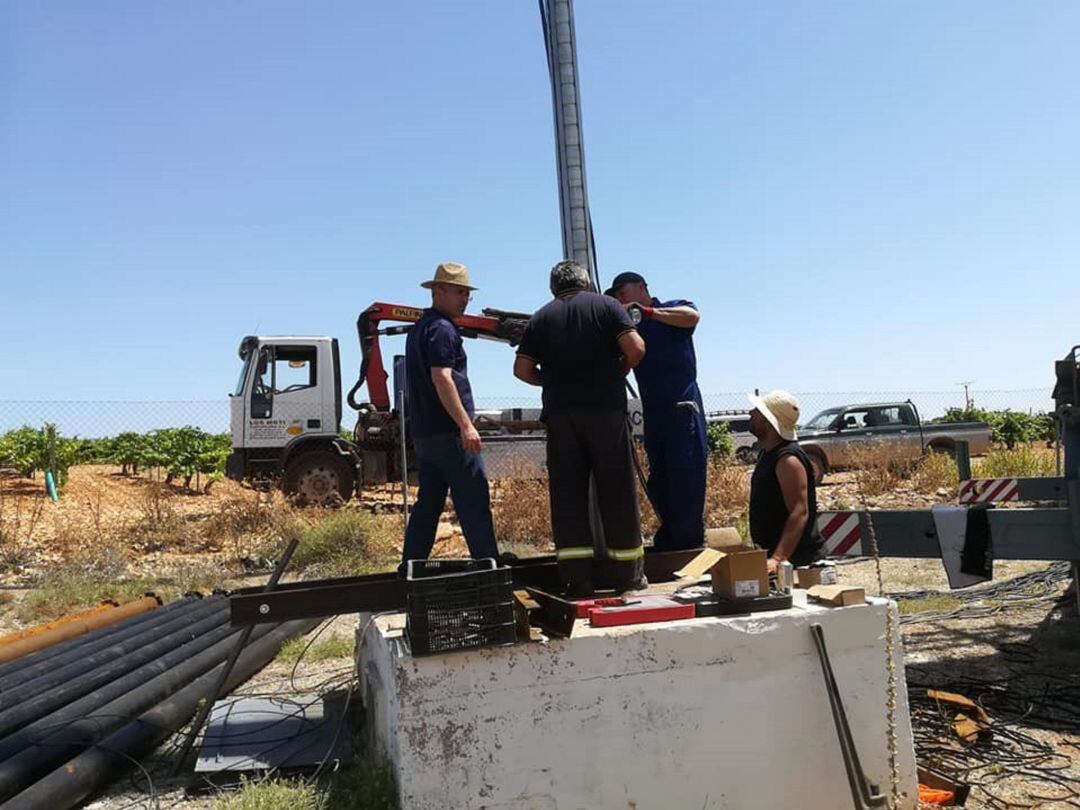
[357,596,917,810]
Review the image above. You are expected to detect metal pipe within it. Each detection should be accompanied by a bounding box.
[0,595,159,666]
[0,595,200,685]
[0,601,117,649]
[0,621,280,802]
[1,618,319,809]
[0,601,229,737]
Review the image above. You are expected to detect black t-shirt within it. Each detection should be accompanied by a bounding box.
[405,308,475,438]
[516,291,636,416]
[749,441,823,566]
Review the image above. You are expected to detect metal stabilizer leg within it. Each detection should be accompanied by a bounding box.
[810,623,890,810]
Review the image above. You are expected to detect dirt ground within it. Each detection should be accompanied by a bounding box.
[1,464,1078,808]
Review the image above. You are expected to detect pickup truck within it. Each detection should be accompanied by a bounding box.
[798,401,991,483]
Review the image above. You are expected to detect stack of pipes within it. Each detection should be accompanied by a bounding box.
[0,593,317,808]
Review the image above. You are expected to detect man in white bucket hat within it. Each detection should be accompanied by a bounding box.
[747,390,823,575]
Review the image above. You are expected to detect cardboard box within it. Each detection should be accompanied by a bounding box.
[710,549,768,600]
[796,563,838,589]
[674,548,724,581]
[705,527,745,551]
[807,585,865,607]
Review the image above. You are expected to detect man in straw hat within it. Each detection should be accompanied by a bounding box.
[401,262,499,566]
[514,260,647,597]
[747,390,824,574]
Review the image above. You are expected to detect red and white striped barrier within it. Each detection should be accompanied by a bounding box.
[816,511,862,556]
[958,478,1020,504]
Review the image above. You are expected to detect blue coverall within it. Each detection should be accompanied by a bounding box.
[633,298,707,550]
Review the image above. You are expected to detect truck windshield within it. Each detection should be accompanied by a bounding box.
[804,408,841,430]
[233,354,253,397]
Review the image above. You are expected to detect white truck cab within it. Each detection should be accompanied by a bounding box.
[227,335,359,502]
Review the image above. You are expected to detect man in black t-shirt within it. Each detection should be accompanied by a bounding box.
[401,262,499,567]
[513,261,647,596]
[747,390,823,574]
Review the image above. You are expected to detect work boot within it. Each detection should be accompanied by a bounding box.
[613,574,648,595]
[563,581,595,600]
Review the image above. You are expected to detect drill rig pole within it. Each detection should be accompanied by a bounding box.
[541,0,599,291]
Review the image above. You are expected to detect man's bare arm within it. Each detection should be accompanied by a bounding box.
[770,455,810,571]
[649,305,699,329]
[617,330,646,374]
[431,367,481,453]
[513,355,542,386]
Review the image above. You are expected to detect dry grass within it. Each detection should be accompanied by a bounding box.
[490,466,553,549]
[18,555,227,623]
[847,442,917,498]
[910,451,960,495]
[704,458,750,530]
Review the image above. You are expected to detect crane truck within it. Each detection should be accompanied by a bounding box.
[226,0,604,503]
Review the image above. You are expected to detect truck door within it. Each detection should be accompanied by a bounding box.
[833,408,870,466]
[868,405,920,462]
[244,344,324,451]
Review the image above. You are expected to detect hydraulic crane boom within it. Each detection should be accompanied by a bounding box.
[541,0,599,291]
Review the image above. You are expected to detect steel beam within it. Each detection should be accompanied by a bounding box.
[842,508,1078,561]
[229,549,700,626]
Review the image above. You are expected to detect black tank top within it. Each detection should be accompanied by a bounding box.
[749,441,823,566]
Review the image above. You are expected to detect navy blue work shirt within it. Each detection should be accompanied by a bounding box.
[516,291,636,416]
[633,298,701,411]
[405,308,475,438]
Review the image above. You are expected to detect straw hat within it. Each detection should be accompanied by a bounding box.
[748,390,800,441]
[420,262,477,291]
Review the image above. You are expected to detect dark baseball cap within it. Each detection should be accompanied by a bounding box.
[603,271,647,297]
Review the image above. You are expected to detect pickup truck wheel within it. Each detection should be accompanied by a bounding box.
[735,446,757,465]
[926,443,956,459]
[282,451,354,505]
[807,450,827,485]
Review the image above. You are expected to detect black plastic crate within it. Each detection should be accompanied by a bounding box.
[405,559,516,656]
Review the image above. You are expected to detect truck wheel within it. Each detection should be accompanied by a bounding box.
[927,443,956,459]
[735,446,757,465]
[282,451,354,505]
[807,450,827,485]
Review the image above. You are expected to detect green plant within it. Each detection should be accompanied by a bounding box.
[326,757,397,810]
[940,404,1056,448]
[218,777,323,810]
[973,445,1056,478]
[0,424,82,489]
[706,421,733,459]
[267,509,400,577]
[276,632,354,664]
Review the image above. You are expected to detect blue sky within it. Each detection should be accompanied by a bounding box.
[3,1,1078,409]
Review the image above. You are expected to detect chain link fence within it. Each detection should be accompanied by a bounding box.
[0,388,1051,439]
[0,389,1054,576]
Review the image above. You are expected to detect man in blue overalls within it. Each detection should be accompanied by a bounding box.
[606,272,706,550]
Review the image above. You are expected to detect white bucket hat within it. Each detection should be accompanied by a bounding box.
[748,390,800,441]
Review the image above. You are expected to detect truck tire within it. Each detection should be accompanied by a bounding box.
[735,446,757,465]
[281,450,354,505]
[926,442,956,459]
[807,449,827,485]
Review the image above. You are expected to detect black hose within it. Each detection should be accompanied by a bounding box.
[0,619,243,766]
[1,619,319,810]
[0,595,200,686]
[0,601,228,738]
[0,620,281,802]
[0,596,224,706]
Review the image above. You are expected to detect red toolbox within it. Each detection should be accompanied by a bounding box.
[586,596,695,628]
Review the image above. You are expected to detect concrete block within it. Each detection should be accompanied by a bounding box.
[357,593,917,809]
